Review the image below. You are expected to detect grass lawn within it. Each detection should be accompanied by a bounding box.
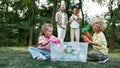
[0,46,120,68]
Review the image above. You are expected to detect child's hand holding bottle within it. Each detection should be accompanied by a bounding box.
[48,38,61,44]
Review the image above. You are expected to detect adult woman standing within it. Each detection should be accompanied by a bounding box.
[69,7,81,42]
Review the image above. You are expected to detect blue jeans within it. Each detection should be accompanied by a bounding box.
[28,46,51,59]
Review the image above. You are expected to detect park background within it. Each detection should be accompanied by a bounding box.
[0,0,120,68]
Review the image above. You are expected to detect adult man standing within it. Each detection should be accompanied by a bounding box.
[55,5,68,42]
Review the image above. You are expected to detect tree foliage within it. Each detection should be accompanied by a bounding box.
[0,0,120,49]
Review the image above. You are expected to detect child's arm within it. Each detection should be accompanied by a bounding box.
[39,41,49,46]
[84,31,92,41]
[38,41,49,46]
[48,36,61,44]
[38,37,61,46]
[90,42,99,46]
[38,36,49,46]
[82,34,99,46]
[82,34,92,44]
[90,33,107,46]
[82,35,99,46]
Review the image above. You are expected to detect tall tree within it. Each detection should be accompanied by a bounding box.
[65,0,70,17]
[78,0,84,42]
[109,0,120,50]
[51,0,57,24]
[79,0,84,26]
[28,0,35,46]
[109,0,114,50]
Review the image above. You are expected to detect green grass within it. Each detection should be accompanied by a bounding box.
[0,46,120,68]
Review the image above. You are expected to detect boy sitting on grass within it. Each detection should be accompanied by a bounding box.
[82,18,109,63]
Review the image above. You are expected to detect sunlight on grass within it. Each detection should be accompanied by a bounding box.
[0,47,28,52]
[9,47,28,52]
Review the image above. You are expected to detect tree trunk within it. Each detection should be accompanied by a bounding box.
[51,0,57,24]
[65,0,70,41]
[5,0,8,22]
[109,0,115,50]
[28,1,34,46]
[29,27,33,46]
[65,0,70,17]
[79,0,84,42]
[5,1,8,13]
[109,22,115,50]
[79,0,84,26]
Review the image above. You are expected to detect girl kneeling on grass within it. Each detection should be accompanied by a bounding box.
[28,23,61,60]
[82,18,109,63]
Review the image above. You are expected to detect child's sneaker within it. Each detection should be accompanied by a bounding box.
[98,57,109,63]
[36,55,47,60]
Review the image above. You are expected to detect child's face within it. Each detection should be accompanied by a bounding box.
[44,27,53,38]
[92,25,100,33]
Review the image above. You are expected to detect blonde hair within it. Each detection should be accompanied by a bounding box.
[40,23,53,35]
[91,18,106,31]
